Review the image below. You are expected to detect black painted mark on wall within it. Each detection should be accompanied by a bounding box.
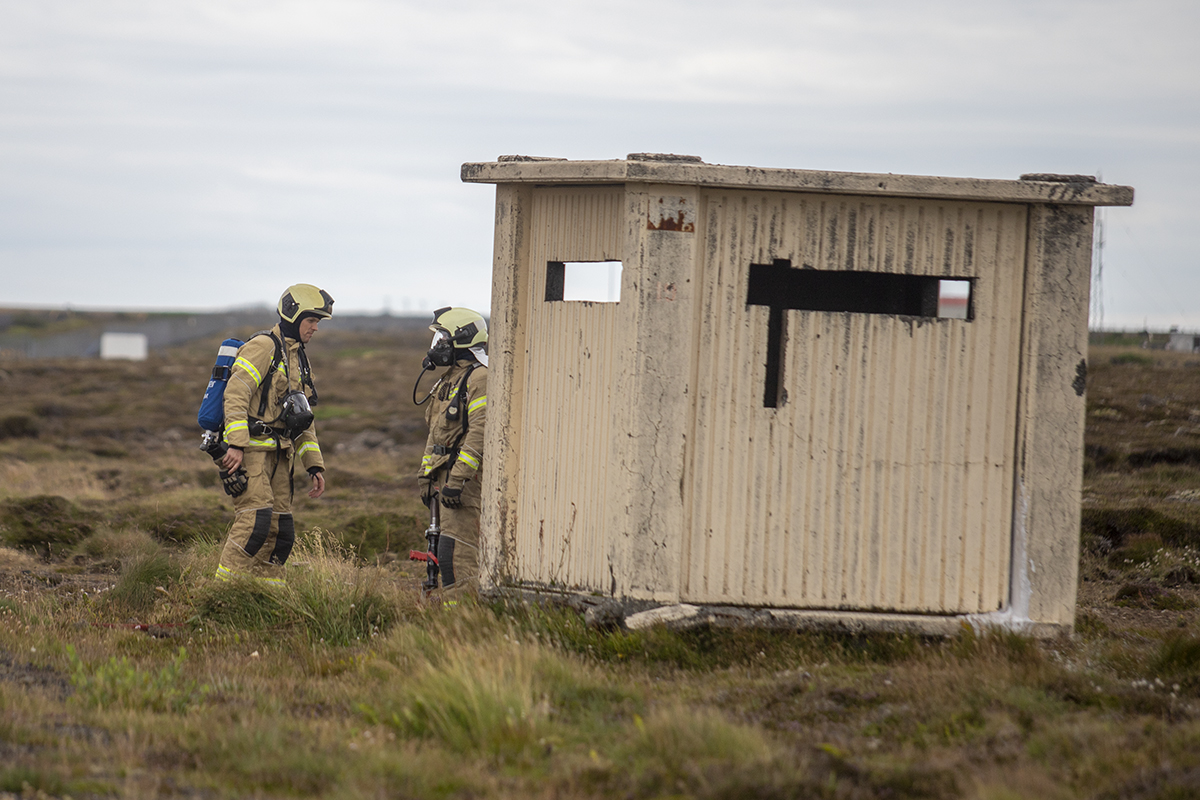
[1073,359,1088,396]
[746,259,976,408]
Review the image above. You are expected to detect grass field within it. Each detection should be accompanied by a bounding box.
[1,333,1199,799]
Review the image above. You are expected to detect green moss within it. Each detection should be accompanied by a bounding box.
[0,495,98,557]
[1110,352,1155,366]
[1152,593,1196,611]
[1108,532,1166,568]
[1150,634,1200,690]
[313,404,356,421]
[110,500,229,545]
[0,767,65,795]
[67,645,210,714]
[337,511,425,560]
[1082,507,1200,552]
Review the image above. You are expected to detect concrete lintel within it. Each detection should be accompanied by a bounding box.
[461,158,1134,207]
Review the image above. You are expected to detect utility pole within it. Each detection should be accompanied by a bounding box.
[1091,170,1105,333]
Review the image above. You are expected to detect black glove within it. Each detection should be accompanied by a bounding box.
[440,481,465,509]
[419,476,436,508]
[220,467,248,498]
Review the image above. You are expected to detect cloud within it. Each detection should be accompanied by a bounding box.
[0,0,1197,324]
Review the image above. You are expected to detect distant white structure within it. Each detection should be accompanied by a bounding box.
[100,332,148,360]
[1166,333,1200,353]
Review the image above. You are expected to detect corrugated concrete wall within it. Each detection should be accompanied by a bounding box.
[512,186,627,589]
[683,191,1027,614]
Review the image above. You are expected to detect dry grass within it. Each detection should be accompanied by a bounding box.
[1,333,1200,798]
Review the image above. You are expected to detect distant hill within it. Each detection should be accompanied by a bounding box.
[0,308,429,359]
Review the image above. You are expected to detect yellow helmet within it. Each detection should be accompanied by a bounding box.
[430,307,487,347]
[278,284,334,323]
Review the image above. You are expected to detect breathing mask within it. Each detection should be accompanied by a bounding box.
[282,390,315,440]
[424,329,455,369]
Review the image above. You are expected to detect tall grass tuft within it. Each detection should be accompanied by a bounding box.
[634,705,776,764]
[616,706,778,796]
[283,530,401,645]
[367,640,547,762]
[1150,633,1200,691]
[70,526,160,561]
[104,549,181,615]
[192,529,402,644]
[193,577,292,630]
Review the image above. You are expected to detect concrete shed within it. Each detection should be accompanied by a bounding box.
[462,154,1133,636]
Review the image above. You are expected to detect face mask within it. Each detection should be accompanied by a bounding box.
[425,329,455,369]
[282,390,315,439]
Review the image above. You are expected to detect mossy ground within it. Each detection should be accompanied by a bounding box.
[0,336,1198,798]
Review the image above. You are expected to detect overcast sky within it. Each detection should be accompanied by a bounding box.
[2,0,1197,329]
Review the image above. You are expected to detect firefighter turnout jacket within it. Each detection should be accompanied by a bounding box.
[421,357,487,485]
[223,324,325,473]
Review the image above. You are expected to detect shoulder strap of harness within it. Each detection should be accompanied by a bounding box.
[297,343,318,406]
[444,363,479,428]
[440,363,480,467]
[247,330,284,420]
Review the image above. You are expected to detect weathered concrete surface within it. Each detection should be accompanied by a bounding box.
[463,154,1134,208]
[620,184,699,602]
[479,184,534,591]
[1010,203,1096,629]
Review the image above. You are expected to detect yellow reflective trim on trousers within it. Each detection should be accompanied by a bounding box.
[467,396,487,414]
[234,356,263,385]
[458,451,481,471]
[215,563,285,586]
[296,441,320,457]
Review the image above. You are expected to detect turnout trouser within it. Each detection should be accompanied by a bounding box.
[216,449,296,585]
[431,470,483,596]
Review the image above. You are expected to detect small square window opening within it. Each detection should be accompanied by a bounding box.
[546,261,623,303]
[937,280,972,319]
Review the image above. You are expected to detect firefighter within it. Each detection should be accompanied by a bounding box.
[419,307,488,594]
[215,283,334,584]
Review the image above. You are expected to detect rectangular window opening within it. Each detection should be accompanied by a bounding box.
[747,260,976,408]
[747,261,975,320]
[545,261,623,303]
